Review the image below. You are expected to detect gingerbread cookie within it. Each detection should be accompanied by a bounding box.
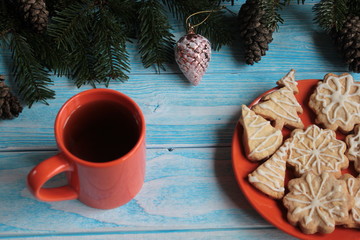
[239,105,283,161]
[248,141,289,199]
[340,174,360,229]
[287,124,348,177]
[309,73,360,133]
[252,69,304,130]
[283,172,352,234]
[346,124,360,173]
[276,68,299,94]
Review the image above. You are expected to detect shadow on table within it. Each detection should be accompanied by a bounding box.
[213,109,264,219]
[285,4,347,71]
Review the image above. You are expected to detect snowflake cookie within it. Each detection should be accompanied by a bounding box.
[248,141,290,199]
[239,105,283,161]
[286,124,348,177]
[346,125,360,173]
[340,174,360,229]
[309,73,360,133]
[283,172,353,234]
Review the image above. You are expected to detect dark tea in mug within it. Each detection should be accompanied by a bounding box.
[63,100,140,163]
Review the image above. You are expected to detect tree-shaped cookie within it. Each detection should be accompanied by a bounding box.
[248,140,289,199]
[309,73,360,133]
[340,174,360,229]
[252,69,304,130]
[346,125,360,172]
[276,68,299,94]
[283,172,353,234]
[239,105,283,161]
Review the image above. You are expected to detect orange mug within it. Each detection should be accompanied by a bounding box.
[27,89,146,209]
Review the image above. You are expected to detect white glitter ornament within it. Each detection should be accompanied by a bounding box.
[175,29,211,86]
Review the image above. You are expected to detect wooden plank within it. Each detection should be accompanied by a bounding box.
[0,147,282,236]
[0,71,359,151]
[0,228,296,240]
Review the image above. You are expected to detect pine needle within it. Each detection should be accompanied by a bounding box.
[92,7,130,85]
[313,0,348,32]
[9,32,55,107]
[259,0,284,31]
[137,0,176,72]
[47,0,94,50]
[48,0,131,87]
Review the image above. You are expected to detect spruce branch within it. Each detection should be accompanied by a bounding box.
[258,0,284,31]
[313,0,348,32]
[108,0,138,38]
[25,33,70,76]
[283,0,306,5]
[47,0,95,50]
[348,0,360,15]
[68,39,97,88]
[92,7,130,85]
[0,0,21,38]
[9,32,54,106]
[47,0,97,86]
[138,0,176,72]
[48,0,131,87]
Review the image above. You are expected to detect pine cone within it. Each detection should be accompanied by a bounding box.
[238,0,274,65]
[0,76,23,120]
[175,30,211,86]
[19,0,49,33]
[332,15,360,73]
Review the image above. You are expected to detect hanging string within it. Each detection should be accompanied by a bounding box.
[185,6,226,33]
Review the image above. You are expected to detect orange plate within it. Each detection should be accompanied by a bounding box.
[232,79,358,240]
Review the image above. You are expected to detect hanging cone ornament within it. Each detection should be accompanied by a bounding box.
[175,27,211,86]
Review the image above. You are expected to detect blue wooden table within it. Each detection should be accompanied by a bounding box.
[0,2,357,239]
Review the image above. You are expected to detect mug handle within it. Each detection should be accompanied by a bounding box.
[27,153,78,201]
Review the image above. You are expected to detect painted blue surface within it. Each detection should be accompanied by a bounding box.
[0,1,355,239]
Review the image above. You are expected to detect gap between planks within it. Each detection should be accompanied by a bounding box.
[0,226,278,239]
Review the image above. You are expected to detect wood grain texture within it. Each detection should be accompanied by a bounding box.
[0,3,357,150]
[0,148,293,237]
[0,71,358,151]
[0,229,296,240]
[0,1,358,239]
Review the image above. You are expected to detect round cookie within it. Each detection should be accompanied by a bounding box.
[309,73,360,133]
[340,174,360,229]
[345,124,360,173]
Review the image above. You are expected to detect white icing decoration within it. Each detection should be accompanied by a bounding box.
[242,106,282,158]
[279,69,298,91]
[287,125,347,175]
[347,128,360,162]
[314,74,360,126]
[249,142,289,192]
[260,89,302,123]
[346,177,360,223]
[286,173,347,227]
[254,71,302,129]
